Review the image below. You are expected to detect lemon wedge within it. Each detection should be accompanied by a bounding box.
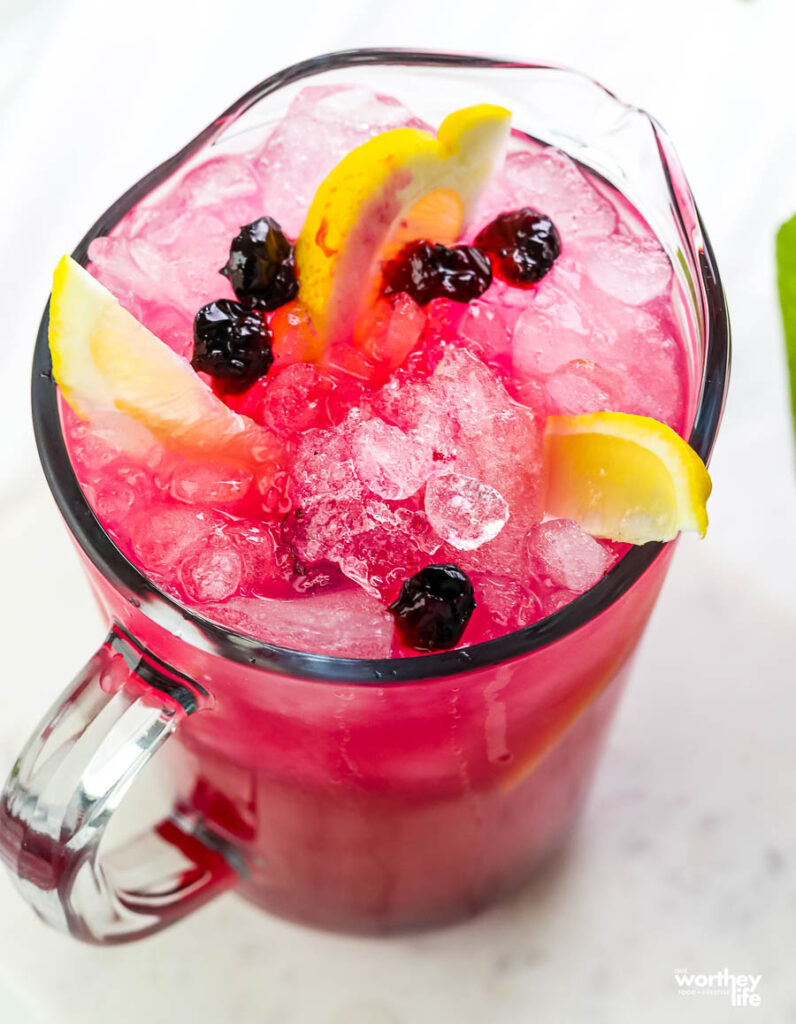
[544,411,711,544]
[294,104,511,349]
[49,255,281,470]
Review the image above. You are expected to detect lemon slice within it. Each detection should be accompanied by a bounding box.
[544,411,711,544]
[295,104,511,349]
[49,255,281,469]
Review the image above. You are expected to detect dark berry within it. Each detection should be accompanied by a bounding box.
[389,564,476,652]
[382,240,492,306]
[475,207,561,286]
[192,299,273,391]
[220,216,299,311]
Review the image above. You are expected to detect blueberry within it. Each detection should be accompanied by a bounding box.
[475,207,561,286]
[220,216,299,311]
[389,564,476,652]
[382,240,492,306]
[192,299,273,391]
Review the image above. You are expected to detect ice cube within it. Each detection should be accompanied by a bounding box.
[288,416,434,593]
[339,521,426,593]
[206,588,395,658]
[536,583,579,619]
[310,85,425,132]
[545,359,630,415]
[70,429,122,473]
[453,448,542,578]
[583,235,673,306]
[175,155,264,230]
[425,472,510,550]
[89,213,234,318]
[456,301,513,361]
[179,545,243,602]
[392,506,442,555]
[421,299,468,350]
[471,573,543,634]
[629,340,685,430]
[89,236,169,307]
[291,426,361,503]
[256,85,427,237]
[260,363,333,436]
[135,302,193,357]
[511,266,595,378]
[128,506,221,575]
[93,478,137,523]
[511,374,550,417]
[379,348,515,463]
[526,519,612,593]
[292,350,543,587]
[287,495,427,595]
[144,211,234,314]
[350,417,433,500]
[341,293,425,380]
[68,411,157,474]
[430,347,510,419]
[470,172,520,232]
[169,459,253,506]
[380,348,544,576]
[127,155,265,243]
[374,366,456,459]
[504,146,617,241]
[600,305,686,429]
[449,357,545,562]
[223,519,285,590]
[470,130,561,233]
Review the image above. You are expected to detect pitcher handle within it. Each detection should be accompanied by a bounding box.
[0,625,242,944]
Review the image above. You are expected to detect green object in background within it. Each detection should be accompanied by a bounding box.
[775,215,796,437]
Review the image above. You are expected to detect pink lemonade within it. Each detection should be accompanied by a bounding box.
[36,78,711,935]
[65,85,691,658]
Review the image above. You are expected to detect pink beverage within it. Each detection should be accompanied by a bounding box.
[2,55,728,941]
[68,90,689,652]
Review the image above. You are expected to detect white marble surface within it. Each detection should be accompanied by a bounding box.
[1,0,796,1020]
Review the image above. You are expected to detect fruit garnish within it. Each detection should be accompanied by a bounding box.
[389,564,476,652]
[220,216,298,310]
[294,104,511,350]
[192,299,274,391]
[49,255,282,470]
[269,299,322,367]
[543,411,711,544]
[390,188,463,252]
[382,240,492,306]
[475,207,561,286]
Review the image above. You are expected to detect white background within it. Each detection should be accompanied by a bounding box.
[1,0,795,1021]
